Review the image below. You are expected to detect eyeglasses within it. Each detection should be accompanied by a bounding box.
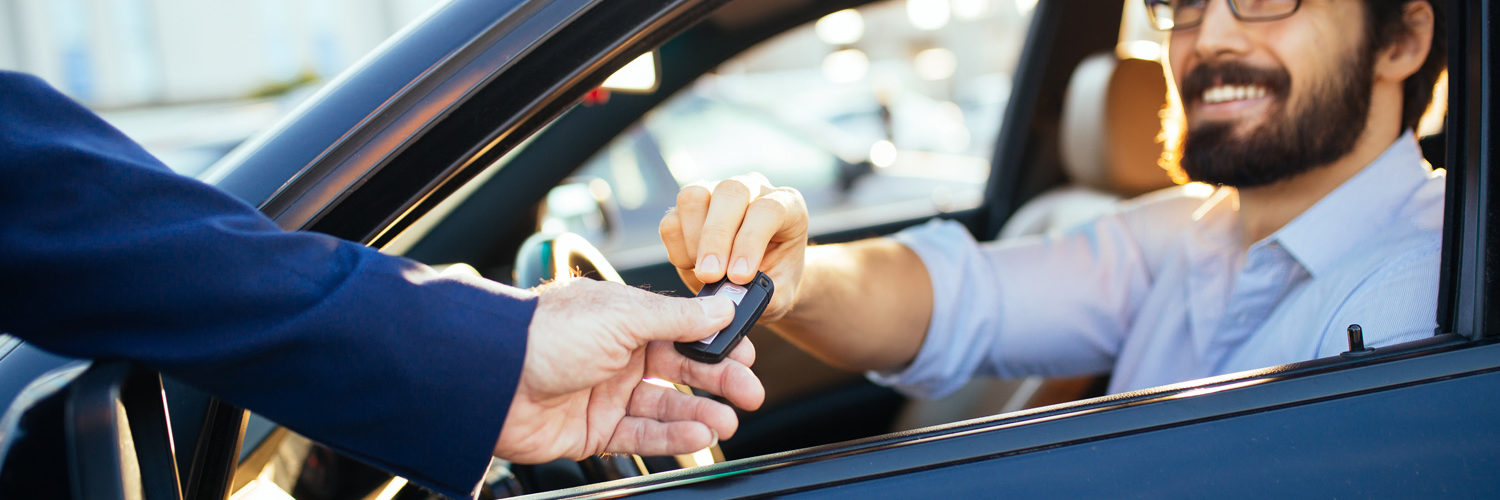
[1144,0,1302,31]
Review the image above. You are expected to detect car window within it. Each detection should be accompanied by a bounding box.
[236,2,1035,497]
[549,0,1031,266]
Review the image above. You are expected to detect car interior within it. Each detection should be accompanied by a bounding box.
[0,0,1458,498]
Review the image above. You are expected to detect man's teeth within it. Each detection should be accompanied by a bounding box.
[1202,85,1268,104]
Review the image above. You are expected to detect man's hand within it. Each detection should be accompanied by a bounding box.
[659,174,933,373]
[493,278,765,463]
[658,173,809,323]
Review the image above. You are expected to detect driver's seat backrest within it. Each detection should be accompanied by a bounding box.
[1000,52,1175,238]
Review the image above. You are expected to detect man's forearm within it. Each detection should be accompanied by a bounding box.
[767,237,933,372]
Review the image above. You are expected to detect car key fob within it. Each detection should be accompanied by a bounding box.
[675,272,774,364]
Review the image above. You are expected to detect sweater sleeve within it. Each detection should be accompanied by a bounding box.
[0,71,529,499]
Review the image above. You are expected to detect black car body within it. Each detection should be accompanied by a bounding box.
[2,0,1497,498]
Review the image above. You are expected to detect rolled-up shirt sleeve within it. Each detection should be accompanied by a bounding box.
[868,213,1154,399]
[868,220,1004,398]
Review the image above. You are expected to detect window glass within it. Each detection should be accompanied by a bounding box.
[554,0,1033,266]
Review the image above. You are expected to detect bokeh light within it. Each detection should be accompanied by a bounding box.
[907,0,951,31]
[822,49,870,83]
[914,47,958,81]
[815,9,865,46]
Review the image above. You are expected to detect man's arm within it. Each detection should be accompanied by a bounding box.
[0,72,762,499]
[768,240,933,372]
[659,174,1183,398]
[0,71,527,497]
[659,175,933,373]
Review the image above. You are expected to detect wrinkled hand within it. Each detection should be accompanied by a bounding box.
[493,278,764,463]
[658,173,808,323]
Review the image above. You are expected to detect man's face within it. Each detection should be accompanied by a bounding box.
[1168,0,1375,187]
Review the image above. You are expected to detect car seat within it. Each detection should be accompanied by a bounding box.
[1001,52,1174,237]
[895,51,1174,429]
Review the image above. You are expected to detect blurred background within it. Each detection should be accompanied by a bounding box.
[0,0,1037,183]
[0,0,445,176]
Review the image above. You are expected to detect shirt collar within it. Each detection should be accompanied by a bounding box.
[1270,131,1433,278]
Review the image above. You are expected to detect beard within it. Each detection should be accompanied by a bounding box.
[1176,47,1375,188]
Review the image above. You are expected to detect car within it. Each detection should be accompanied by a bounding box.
[1,0,1497,498]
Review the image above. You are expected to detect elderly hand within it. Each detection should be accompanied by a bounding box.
[492,277,764,463]
[658,173,809,323]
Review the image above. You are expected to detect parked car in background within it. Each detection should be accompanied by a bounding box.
[2,0,1497,498]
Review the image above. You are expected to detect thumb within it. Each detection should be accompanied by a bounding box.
[631,293,735,343]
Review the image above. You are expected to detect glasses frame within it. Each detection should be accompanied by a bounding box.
[1143,0,1303,31]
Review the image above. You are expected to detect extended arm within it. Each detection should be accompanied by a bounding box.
[769,240,933,372]
[1,72,763,499]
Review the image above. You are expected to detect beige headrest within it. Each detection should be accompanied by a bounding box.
[1059,53,1173,197]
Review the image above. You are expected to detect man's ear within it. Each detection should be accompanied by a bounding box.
[1375,0,1435,82]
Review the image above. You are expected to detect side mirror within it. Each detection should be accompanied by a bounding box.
[66,362,183,500]
[540,178,622,248]
[0,361,183,500]
[836,158,875,194]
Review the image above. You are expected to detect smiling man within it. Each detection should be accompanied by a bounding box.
[657,0,1446,397]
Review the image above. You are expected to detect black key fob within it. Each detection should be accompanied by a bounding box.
[675,272,774,364]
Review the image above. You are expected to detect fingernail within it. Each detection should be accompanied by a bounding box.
[731,257,750,277]
[709,429,720,447]
[697,296,734,323]
[699,254,721,276]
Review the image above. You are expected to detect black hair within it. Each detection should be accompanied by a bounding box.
[1365,0,1446,131]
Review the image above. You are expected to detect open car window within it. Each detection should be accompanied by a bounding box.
[239,1,1037,498]
[543,0,1029,267]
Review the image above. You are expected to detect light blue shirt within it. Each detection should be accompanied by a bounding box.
[872,133,1445,397]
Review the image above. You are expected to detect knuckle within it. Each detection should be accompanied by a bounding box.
[778,186,807,205]
[748,197,786,218]
[632,424,651,452]
[658,213,680,235]
[700,224,738,243]
[782,193,810,223]
[677,185,711,207]
[653,387,674,416]
[714,179,752,200]
[740,172,773,190]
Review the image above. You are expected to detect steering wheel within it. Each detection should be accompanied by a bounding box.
[509,232,724,488]
[514,232,625,287]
